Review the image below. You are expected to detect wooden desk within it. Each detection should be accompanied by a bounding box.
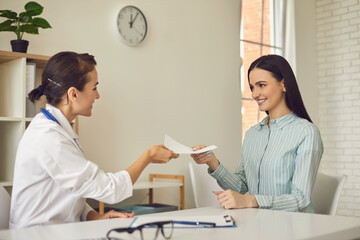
[2,207,360,240]
[99,174,184,214]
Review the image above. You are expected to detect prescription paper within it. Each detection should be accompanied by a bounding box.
[164,134,217,154]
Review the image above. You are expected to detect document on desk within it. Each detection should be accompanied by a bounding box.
[130,215,236,228]
[164,134,217,154]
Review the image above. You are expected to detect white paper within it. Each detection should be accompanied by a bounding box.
[130,215,235,228]
[164,134,217,154]
[26,63,36,94]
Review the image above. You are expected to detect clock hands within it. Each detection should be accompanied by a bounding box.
[129,12,139,28]
[132,12,139,24]
[129,14,133,28]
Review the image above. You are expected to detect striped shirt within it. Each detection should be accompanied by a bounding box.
[209,112,323,212]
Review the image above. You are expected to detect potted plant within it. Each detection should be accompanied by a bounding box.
[0,1,51,53]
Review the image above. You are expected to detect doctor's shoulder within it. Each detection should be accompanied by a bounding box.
[22,114,66,146]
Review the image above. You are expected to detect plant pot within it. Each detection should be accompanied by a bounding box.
[10,40,29,53]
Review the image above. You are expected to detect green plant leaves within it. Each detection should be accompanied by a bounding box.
[19,24,39,34]
[0,20,16,31]
[24,1,43,16]
[0,10,17,19]
[19,12,32,23]
[0,1,50,39]
[32,17,51,28]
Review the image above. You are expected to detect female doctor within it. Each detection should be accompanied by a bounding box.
[10,51,179,229]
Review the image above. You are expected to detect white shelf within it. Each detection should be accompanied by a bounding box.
[0,117,23,122]
[0,58,25,118]
[0,181,13,187]
[0,51,50,186]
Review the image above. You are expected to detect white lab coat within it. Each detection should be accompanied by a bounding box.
[10,104,133,229]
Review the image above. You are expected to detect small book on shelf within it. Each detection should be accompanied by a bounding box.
[26,62,36,117]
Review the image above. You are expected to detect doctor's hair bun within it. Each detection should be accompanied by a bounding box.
[28,51,97,105]
[28,85,45,103]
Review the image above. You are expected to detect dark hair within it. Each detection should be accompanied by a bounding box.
[28,51,97,106]
[248,54,312,123]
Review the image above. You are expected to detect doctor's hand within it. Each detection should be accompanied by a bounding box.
[126,145,179,184]
[191,145,219,171]
[213,190,259,209]
[146,145,179,164]
[87,210,135,221]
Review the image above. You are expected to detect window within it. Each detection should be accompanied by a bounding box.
[240,0,284,138]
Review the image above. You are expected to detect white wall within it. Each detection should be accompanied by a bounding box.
[0,0,242,209]
[294,0,319,125]
[315,0,360,217]
[294,0,360,217]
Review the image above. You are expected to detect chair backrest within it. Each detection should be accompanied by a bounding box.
[0,186,10,229]
[312,173,347,215]
[188,162,222,208]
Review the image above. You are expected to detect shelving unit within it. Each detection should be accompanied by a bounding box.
[0,50,78,188]
[98,174,185,215]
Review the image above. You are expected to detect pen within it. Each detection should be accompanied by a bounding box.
[174,220,216,227]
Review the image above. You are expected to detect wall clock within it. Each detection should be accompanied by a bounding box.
[116,6,147,46]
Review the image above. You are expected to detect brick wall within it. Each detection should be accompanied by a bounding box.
[316,0,360,216]
[241,0,270,138]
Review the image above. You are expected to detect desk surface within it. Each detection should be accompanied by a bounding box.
[1,207,360,240]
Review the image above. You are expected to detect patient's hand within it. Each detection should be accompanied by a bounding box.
[213,190,259,209]
[87,210,135,221]
[191,145,219,171]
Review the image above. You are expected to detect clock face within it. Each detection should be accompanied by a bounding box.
[116,6,147,46]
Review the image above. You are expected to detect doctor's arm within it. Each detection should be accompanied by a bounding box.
[126,145,179,184]
[40,135,178,205]
[87,209,134,220]
[80,202,134,221]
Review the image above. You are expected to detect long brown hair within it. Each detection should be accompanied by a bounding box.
[248,55,312,123]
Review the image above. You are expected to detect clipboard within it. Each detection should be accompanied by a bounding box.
[129,215,236,228]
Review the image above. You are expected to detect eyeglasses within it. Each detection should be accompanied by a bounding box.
[106,221,174,240]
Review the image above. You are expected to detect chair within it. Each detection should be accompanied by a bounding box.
[188,162,222,208]
[0,186,10,229]
[312,172,347,215]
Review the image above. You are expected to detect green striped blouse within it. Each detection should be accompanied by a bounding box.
[209,112,323,212]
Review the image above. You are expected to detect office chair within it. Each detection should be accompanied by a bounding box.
[0,185,10,229]
[312,172,347,215]
[188,162,221,208]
